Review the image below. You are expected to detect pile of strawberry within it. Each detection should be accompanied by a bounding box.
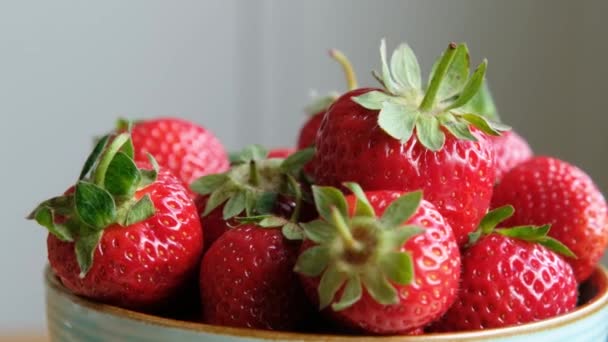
[29,40,608,335]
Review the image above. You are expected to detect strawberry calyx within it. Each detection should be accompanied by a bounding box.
[28,128,160,277]
[468,205,576,258]
[294,183,424,311]
[191,145,314,227]
[304,49,358,116]
[352,39,509,151]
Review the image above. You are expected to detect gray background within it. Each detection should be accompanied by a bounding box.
[1,0,606,333]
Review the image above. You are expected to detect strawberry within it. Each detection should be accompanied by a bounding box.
[295,184,460,334]
[436,205,577,331]
[28,132,203,310]
[268,147,295,159]
[200,223,310,330]
[491,156,608,282]
[491,130,533,183]
[119,117,230,186]
[297,49,358,149]
[313,40,508,246]
[191,145,314,250]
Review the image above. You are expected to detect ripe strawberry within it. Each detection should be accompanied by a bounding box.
[436,205,577,331]
[491,130,533,183]
[295,184,460,334]
[297,49,358,149]
[120,117,230,186]
[491,156,608,282]
[200,224,310,330]
[313,40,507,246]
[191,145,314,250]
[29,132,203,310]
[268,147,295,159]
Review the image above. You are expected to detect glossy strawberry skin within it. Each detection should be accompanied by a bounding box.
[48,166,204,310]
[491,130,533,183]
[200,225,309,330]
[297,111,325,149]
[268,148,295,159]
[491,156,608,282]
[313,89,496,246]
[437,233,577,331]
[129,117,230,186]
[300,191,461,334]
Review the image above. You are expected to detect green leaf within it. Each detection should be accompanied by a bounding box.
[461,79,499,121]
[380,251,415,285]
[304,94,337,115]
[294,245,330,277]
[379,39,400,94]
[34,207,74,242]
[460,113,510,136]
[121,137,135,159]
[139,154,159,189]
[382,225,424,250]
[468,230,482,246]
[302,220,337,243]
[351,90,395,110]
[280,147,315,174]
[282,222,304,240]
[446,59,487,110]
[75,181,116,230]
[104,152,141,196]
[259,216,288,227]
[312,186,348,223]
[332,276,362,311]
[75,229,103,278]
[79,135,109,180]
[203,183,235,216]
[537,237,577,258]
[343,182,375,217]
[415,115,445,151]
[222,191,247,220]
[123,195,155,226]
[381,191,422,228]
[440,113,477,141]
[496,225,550,241]
[318,263,347,310]
[479,205,514,234]
[361,268,398,305]
[390,43,421,91]
[378,102,419,143]
[190,174,229,195]
[255,191,278,215]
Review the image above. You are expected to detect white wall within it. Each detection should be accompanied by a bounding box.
[1,0,606,331]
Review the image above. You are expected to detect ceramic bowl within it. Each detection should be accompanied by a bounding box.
[45,265,608,342]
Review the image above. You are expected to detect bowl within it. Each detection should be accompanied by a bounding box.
[45,265,608,342]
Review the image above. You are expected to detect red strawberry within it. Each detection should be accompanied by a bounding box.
[491,156,608,282]
[29,132,203,310]
[121,117,229,186]
[297,49,358,149]
[295,184,460,334]
[268,147,295,159]
[436,206,577,331]
[200,224,310,330]
[491,130,533,183]
[191,145,313,250]
[313,40,507,246]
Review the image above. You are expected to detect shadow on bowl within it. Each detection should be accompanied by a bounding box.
[45,266,608,342]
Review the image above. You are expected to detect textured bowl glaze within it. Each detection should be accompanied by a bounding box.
[46,266,608,342]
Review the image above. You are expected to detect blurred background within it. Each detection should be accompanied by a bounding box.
[1,0,606,337]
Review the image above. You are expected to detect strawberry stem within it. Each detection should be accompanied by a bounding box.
[419,42,458,112]
[331,206,362,252]
[93,133,129,186]
[287,175,302,223]
[248,160,260,186]
[330,49,358,91]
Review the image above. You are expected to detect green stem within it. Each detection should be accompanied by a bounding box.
[248,160,259,187]
[93,133,130,186]
[331,206,362,252]
[286,175,302,223]
[419,43,458,112]
[330,49,358,90]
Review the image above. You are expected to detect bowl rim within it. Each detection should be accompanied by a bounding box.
[45,265,608,341]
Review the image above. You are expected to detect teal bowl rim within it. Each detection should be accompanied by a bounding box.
[45,265,608,341]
